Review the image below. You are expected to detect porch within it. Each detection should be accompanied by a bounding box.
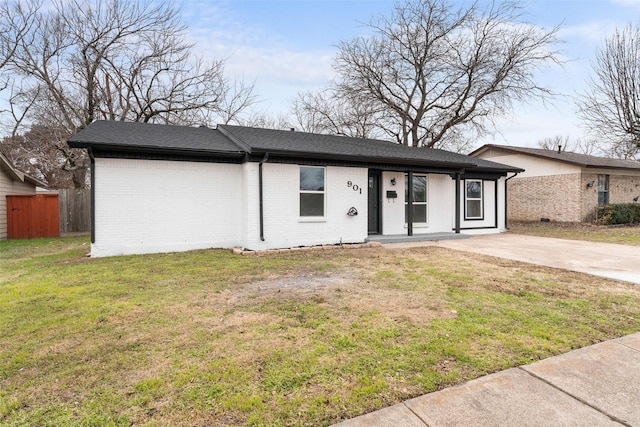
[366,232,469,244]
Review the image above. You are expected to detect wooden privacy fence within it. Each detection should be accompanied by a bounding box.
[6,194,60,239]
[58,188,91,233]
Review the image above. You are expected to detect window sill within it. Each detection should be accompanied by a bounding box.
[299,217,326,223]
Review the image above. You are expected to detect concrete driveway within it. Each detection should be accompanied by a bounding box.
[385,233,640,285]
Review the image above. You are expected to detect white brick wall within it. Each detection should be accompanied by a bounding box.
[380,173,505,235]
[92,158,243,257]
[381,171,406,235]
[459,179,501,230]
[243,163,368,250]
[90,158,507,256]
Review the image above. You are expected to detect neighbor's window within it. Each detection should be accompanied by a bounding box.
[405,174,428,224]
[300,166,325,217]
[465,179,483,219]
[598,174,609,205]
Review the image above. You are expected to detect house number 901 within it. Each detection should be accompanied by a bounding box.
[347,181,362,194]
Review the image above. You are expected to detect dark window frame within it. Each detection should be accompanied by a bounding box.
[464,179,484,220]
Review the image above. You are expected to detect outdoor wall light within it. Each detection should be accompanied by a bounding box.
[390,178,396,186]
[634,195,639,202]
[586,180,595,188]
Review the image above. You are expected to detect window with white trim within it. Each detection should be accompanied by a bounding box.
[465,179,483,220]
[405,174,428,224]
[299,166,325,217]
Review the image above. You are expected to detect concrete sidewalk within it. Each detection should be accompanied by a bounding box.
[333,333,640,427]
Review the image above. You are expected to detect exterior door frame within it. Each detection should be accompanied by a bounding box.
[368,170,381,234]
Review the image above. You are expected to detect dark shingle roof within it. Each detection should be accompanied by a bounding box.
[471,144,640,171]
[68,121,244,156]
[218,125,522,171]
[68,121,521,173]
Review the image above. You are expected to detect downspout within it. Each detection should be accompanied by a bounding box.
[258,152,269,241]
[504,171,520,230]
[88,148,95,244]
[407,171,413,236]
[454,171,462,234]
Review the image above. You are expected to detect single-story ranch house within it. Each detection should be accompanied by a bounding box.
[68,121,522,257]
[471,144,640,222]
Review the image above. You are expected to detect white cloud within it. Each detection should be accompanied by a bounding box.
[181,1,337,114]
[610,0,640,7]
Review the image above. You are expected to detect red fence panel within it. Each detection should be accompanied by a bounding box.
[6,194,60,239]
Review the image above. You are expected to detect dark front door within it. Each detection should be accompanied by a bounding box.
[368,171,381,234]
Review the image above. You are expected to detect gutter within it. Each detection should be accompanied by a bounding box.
[504,171,520,230]
[454,171,463,233]
[89,148,96,244]
[259,152,269,241]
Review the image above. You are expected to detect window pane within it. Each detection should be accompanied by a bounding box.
[466,181,482,198]
[597,175,608,192]
[300,167,324,191]
[413,176,427,202]
[413,205,427,223]
[300,193,324,216]
[404,174,427,202]
[404,204,427,223]
[597,175,609,205]
[466,200,482,218]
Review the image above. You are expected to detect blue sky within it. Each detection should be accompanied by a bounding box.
[179,0,640,150]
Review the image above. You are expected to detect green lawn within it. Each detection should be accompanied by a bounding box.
[508,221,640,245]
[1,237,639,426]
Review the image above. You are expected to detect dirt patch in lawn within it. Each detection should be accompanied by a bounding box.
[207,266,457,325]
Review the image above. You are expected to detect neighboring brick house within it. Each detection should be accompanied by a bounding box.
[470,144,640,222]
[68,121,520,257]
[0,153,48,239]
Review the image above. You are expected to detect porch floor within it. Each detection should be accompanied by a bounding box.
[366,232,469,244]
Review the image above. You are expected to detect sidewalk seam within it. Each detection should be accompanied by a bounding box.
[618,342,640,353]
[402,402,432,427]
[518,366,632,427]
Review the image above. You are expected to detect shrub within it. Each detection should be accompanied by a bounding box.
[596,203,640,225]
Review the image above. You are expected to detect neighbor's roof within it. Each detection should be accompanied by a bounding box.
[68,120,522,173]
[0,152,47,187]
[471,144,640,171]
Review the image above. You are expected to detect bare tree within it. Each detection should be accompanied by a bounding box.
[537,134,603,156]
[1,124,89,188]
[292,89,383,138]
[239,111,292,130]
[3,0,247,132]
[0,0,256,187]
[578,23,640,160]
[0,0,38,123]
[295,0,561,150]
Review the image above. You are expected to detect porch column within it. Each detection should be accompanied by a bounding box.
[455,172,461,234]
[407,171,413,236]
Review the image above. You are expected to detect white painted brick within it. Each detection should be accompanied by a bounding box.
[92,158,243,257]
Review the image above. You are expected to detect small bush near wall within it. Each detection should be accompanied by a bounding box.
[596,204,640,225]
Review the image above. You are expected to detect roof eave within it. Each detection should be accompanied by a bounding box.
[251,148,474,169]
[68,140,245,159]
[1,152,48,187]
